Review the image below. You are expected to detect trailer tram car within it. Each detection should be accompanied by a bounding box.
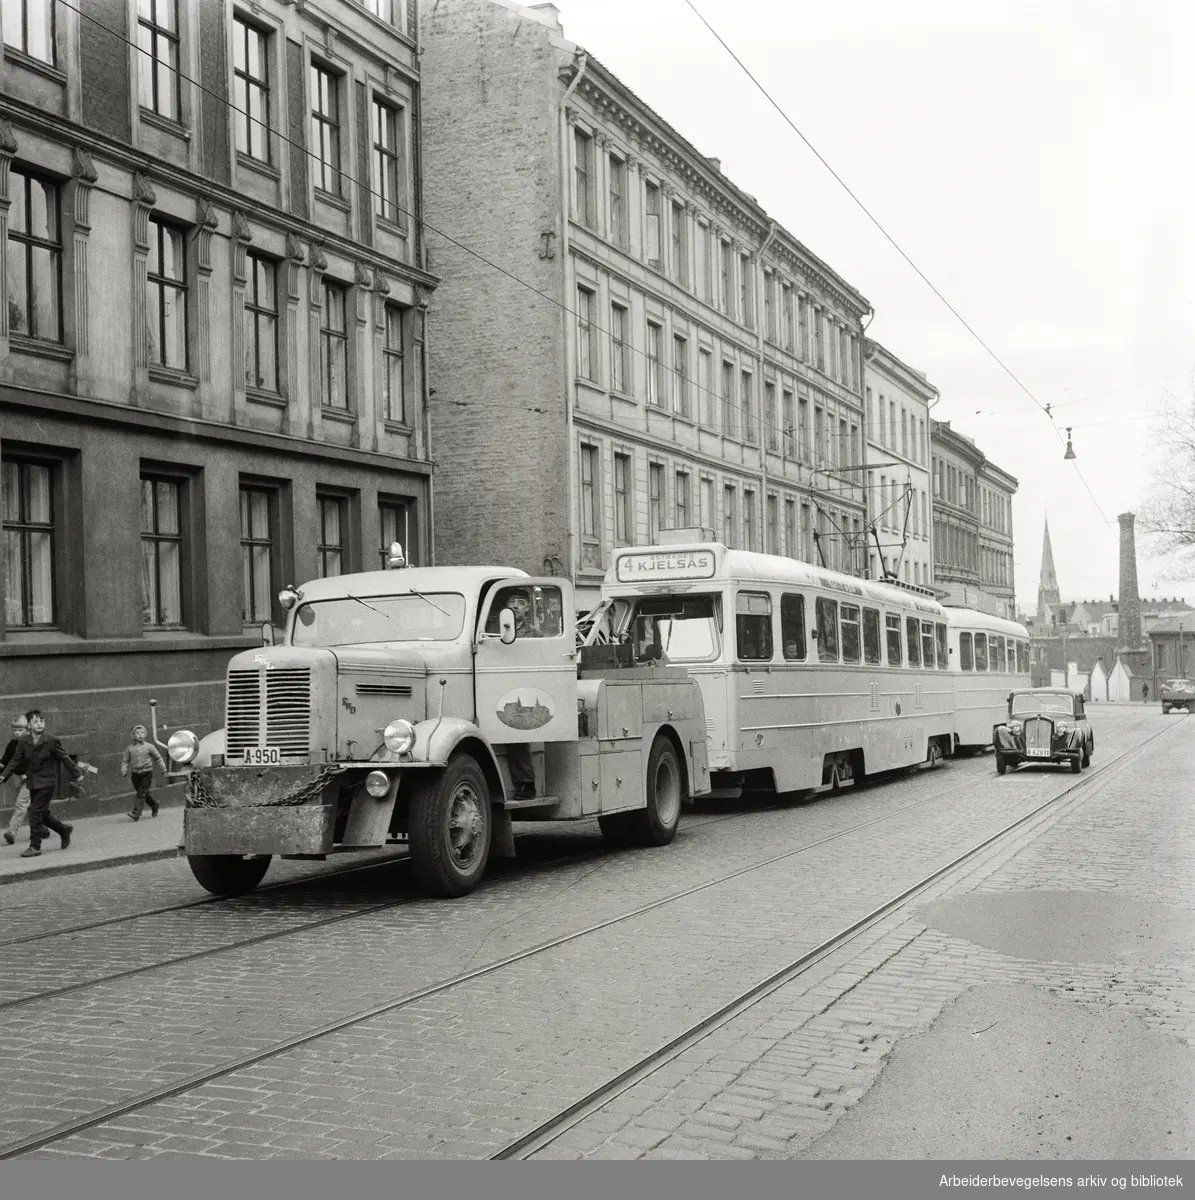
[593,538,955,797]
[944,609,1032,751]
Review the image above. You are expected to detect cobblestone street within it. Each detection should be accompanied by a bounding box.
[2,705,1190,1161]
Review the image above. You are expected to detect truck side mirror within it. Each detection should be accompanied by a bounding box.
[261,622,275,646]
[498,609,517,645]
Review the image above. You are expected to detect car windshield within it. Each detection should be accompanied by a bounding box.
[623,594,720,663]
[291,593,466,646]
[1011,693,1075,717]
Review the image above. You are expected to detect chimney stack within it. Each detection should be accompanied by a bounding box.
[1117,512,1144,651]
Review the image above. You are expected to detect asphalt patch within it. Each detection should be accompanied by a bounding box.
[913,890,1194,966]
[799,983,1195,1158]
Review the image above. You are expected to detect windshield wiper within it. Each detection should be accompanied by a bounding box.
[345,593,392,619]
[403,587,452,618]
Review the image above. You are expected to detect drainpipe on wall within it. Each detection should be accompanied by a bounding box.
[559,51,589,589]
[859,311,875,575]
[926,380,941,589]
[755,221,777,548]
[420,302,435,565]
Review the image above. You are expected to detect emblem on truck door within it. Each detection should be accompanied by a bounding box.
[496,688,556,731]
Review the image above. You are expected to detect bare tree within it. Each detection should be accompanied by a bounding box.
[1139,395,1195,569]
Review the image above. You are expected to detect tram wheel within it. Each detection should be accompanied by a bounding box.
[187,854,272,896]
[409,754,492,897]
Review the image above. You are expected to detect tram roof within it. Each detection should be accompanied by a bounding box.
[603,543,946,615]
[943,607,1030,638]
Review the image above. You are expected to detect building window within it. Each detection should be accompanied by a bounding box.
[239,486,274,624]
[649,462,664,540]
[739,253,752,327]
[383,303,406,422]
[697,223,711,300]
[744,488,756,551]
[784,498,796,557]
[645,181,661,267]
[372,99,403,223]
[137,0,180,121]
[610,302,629,394]
[782,284,793,350]
[782,390,795,456]
[574,127,594,227]
[233,16,270,161]
[766,494,778,554]
[140,476,183,628]
[147,216,188,370]
[3,0,54,63]
[765,382,778,452]
[699,348,714,427]
[379,498,412,566]
[723,484,737,548]
[579,444,599,566]
[672,334,688,417]
[646,320,663,406]
[310,63,341,194]
[741,371,755,444]
[320,281,348,409]
[613,453,631,544]
[317,494,345,578]
[577,286,597,382]
[244,252,278,393]
[719,239,732,314]
[363,0,403,24]
[720,360,735,437]
[608,156,626,246]
[764,272,774,341]
[701,477,714,530]
[670,200,686,286]
[798,296,809,360]
[2,458,55,628]
[675,470,690,530]
[814,308,825,371]
[7,166,62,345]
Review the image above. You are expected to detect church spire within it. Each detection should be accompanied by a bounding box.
[1037,516,1061,622]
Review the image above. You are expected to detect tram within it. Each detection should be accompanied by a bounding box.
[944,608,1032,750]
[591,537,956,797]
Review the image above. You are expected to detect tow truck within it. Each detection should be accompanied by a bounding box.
[1161,677,1195,715]
[160,545,711,897]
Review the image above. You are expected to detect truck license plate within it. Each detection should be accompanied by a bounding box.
[241,747,282,766]
[1026,748,1049,758]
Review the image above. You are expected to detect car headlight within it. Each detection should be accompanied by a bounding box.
[364,770,391,798]
[383,718,416,754]
[167,729,200,765]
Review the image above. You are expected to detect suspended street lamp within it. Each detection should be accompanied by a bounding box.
[1063,427,1076,460]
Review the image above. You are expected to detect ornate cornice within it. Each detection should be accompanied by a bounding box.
[133,171,157,207]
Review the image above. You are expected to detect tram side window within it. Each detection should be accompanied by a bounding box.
[959,632,974,671]
[974,632,988,671]
[921,621,935,669]
[736,591,774,661]
[841,604,862,663]
[863,608,881,665]
[885,613,902,666]
[781,593,807,660]
[992,635,1004,672]
[935,622,948,669]
[816,597,839,662]
[905,616,920,667]
[1018,640,1028,673]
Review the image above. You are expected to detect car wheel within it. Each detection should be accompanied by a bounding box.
[1163,704,1171,715]
[995,751,1007,776]
[1070,753,1082,774]
[1081,740,1090,768]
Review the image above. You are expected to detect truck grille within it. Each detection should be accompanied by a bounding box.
[226,668,311,757]
[1024,717,1052,750]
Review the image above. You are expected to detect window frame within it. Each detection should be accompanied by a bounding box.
[2,456,57,629]
[3,0,55,65]
[239,484,276,626]
[146,214,189,372]
[613,452,632,545]
[6,164,63,345]
[319,279,349,410]
[840,602,862,664]
[885,612,903,666]
[959,631,973,671]
[780,593,806,660]
[371,97,404,224]
[382,301,406,423]
[243,250,279,394]
[378,497,413,567]
[232,14,271,162]
[137,0,181,122]
[648,462,664,542]
[735,590,773,662]
[310,60,342,195]
[316,492,347,578]
[139,474,185,629]
[608,154,627,246]
[815,596,839,663]
[610,302,629,395]
[862,607,881,665]
[905,615,921,668]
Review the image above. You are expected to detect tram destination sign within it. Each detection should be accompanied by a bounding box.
[616,549,717,582]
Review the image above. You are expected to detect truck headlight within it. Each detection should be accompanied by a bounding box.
[167,729,200,764]
[364,770,392,798]
[383,719,416,754]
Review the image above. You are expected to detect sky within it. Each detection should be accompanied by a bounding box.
[550,0,1195,614]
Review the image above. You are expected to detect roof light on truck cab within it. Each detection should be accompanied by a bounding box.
[385,541,407,570]
[383,718,416,754]
[278,584,303,610]
[167,729,200,764]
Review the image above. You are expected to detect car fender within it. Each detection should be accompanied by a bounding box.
[403,718,506,797]
[993,726,1019,751]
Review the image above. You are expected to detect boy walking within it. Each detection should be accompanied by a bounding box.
[0,710,79,858]
[2,713,31,845]
[122,725,166,820]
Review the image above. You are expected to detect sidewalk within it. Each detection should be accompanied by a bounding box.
[0,805,183,886]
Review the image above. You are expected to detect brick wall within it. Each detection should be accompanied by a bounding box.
[79,0,131,143]
[421,0,571,576]
[199,0,230,185]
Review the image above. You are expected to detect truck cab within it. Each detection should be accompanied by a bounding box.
[168,548,710,898]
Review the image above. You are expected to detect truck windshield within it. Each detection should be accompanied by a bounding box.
[291,593,466,646]
[624,594,720,663]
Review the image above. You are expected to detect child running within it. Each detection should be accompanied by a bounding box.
[121,725,166,821]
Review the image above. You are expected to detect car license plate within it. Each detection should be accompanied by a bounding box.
[1026,748,1049,758]
[241,747,282,766]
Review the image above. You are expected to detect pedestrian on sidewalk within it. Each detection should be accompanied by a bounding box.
[2,712,32,846]
[1142,682,1149,705]
[121,725,165,821]
[0,710,81,858]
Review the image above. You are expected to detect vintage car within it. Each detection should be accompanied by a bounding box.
[1161,678,1195,715]
[992,688,1094,775]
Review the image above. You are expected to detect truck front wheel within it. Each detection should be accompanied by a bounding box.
[409,754,492,897]
[187,854,272,896]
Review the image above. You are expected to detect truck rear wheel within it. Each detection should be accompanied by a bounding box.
[624,736,684,847]
[187,854,272,896]
[409,754,491,897]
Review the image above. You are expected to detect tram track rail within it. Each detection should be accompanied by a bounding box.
[0,718,1178,1162]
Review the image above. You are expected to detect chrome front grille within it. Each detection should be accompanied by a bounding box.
[1024,717,1052,750]
[226,667,311,757]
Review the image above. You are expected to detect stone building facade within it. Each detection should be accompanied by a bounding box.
[0,0,434,812]
[861,339,935,587]
[977,458,1016,616]
[420,0,870,607]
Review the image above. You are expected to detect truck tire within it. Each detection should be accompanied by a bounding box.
[187,854,271,896]
[409,754,491,897]
[995,751,1007,776]
[597,811,634,846]
[624,736,684,847]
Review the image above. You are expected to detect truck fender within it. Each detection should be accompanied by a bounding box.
[411,718,509,804]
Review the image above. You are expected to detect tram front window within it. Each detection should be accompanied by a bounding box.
[626,595,720,663]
